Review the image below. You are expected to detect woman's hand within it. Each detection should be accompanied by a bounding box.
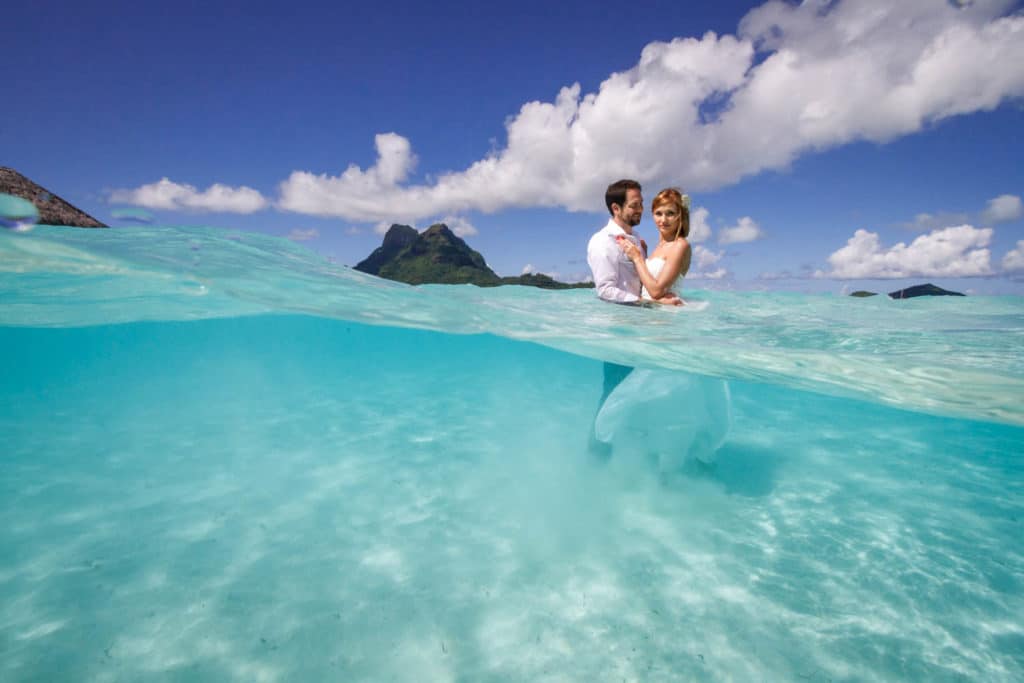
[616,235,643,262]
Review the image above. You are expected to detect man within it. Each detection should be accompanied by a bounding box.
[585,180,647,459]
[587,179,645,303]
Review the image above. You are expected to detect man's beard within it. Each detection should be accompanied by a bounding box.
[626,214,642,227]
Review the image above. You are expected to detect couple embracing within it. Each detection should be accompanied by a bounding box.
[587,179,692,306]
[585,180,731,469]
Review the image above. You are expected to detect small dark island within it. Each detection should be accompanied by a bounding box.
[887,283,964,299]
[0,167,107,228]
[355,223,591,290]
[849,283,965,299]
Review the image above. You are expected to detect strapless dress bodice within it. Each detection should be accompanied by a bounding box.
[641,257,675,299]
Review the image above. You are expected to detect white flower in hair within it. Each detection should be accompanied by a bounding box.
[680,194,690,209]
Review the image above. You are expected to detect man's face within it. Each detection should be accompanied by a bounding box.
[615,189,643,230]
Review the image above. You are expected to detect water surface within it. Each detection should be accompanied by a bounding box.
[1,226,1021,681]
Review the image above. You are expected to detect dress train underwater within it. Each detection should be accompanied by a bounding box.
[594,369,732,471]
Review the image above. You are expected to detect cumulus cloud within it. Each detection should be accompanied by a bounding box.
[697,268,729,280]
[687,245,728,279]
[983,194,1023,223]
[439,215,478,238]
[279,133,423,222]
[1003,240,1024,271]
[110,178,269,213]
[718,216,763,244]
[694,245,724,269]
[277,1,1024,223]
[819,224,994,279]
[521,263,536,275]
[688,207,712,243]
[903,194,1022,230]
[689,266,729,280]
[287,228,319,242]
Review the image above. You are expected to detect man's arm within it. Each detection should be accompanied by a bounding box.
[587,233,640,303]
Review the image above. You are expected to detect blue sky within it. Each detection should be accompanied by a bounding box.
[5,0,1024,293]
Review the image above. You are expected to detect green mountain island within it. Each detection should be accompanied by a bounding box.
[355,223,592,289]
[850,283,966,299]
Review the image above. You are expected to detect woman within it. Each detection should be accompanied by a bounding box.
[616,187,692,303]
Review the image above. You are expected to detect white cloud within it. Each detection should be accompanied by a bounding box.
[521,263,535,275]
[690,267,729,280]
[688,206,712,243]
[687,245,728,280]
[287,228,319,242]
[698,268,729,280]
[820,224,994,279]
[1003,240,1024,271]
[982,194,1023,223]
[279,133,423,222]
[694,245,724,269]
[439,215,478,238]
[275,1,1024,223]
[901,194,1021,230]
[110,178,268,213]
[718,216,763,244]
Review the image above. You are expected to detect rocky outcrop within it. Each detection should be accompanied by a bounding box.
[354,224,419,276]
[0,167,107,228]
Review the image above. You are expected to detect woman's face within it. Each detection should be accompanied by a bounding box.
[653,202,682,239]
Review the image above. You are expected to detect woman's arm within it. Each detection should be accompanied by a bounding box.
[619,239,691,299]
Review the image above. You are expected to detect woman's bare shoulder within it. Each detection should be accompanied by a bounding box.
[666,238,690,255]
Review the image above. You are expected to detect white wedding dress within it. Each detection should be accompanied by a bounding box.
[594,369,731,469]
[593,253,729,473]
[642,256,709,310]
[641,257,675,299]
[594,256,729,469]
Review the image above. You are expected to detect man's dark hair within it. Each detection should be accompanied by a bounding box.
[605,179,642,216]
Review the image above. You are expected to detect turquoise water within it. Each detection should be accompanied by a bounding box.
[2,226,1022,681]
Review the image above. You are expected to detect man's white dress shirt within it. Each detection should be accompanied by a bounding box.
[587,219,641,303]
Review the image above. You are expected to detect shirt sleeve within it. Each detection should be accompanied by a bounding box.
[588,232,640,303]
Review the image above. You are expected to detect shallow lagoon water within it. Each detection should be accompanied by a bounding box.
[1,226,1022,681]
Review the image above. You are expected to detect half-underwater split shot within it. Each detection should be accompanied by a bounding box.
[3,1,1024,681]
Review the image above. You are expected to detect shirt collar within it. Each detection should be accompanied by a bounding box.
[605,218,637,239]
[605,218,628,234]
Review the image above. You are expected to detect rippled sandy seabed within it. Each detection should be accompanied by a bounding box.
[1,227,1022,681]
